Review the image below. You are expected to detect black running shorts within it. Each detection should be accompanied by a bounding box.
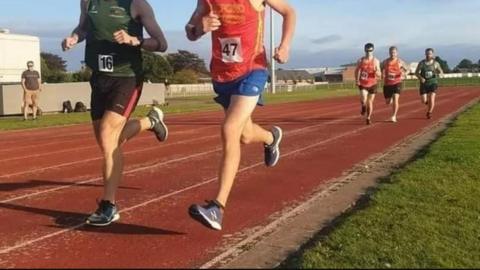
[89,73,143,120]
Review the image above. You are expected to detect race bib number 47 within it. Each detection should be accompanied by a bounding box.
[219,37,243,63]
[98,55,114,73]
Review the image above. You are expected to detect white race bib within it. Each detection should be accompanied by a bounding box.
[360,71,369,80]
[388,73,397,81]
[425,71,433,79]
[98,55,114,73]
[219,37,243,63]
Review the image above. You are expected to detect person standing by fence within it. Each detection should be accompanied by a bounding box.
[21,61,41,121]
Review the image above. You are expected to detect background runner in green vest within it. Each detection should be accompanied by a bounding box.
[62,0,169,227]
[415,48,444,119]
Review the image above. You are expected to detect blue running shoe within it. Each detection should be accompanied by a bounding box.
[265,126,283,167]
[86,200,120,227]
[148,107,168,142]
[189,201,223,231]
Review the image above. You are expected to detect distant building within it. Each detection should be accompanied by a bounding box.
[0,30,41,84]
[296,66,355,83]
[274,69,315,84]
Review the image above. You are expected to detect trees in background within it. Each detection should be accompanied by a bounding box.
[41,53,69,83]
[454,59,479,72]
[435,56,451,73]
[143,51,173,83]
[40,50,209,84]
[167,50,209,75]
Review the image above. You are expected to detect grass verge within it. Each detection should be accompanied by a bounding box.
[282,103,480,269]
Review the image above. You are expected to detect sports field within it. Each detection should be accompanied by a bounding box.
[0,86,478,268]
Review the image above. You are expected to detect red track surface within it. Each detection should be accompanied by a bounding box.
[0,87,478,268]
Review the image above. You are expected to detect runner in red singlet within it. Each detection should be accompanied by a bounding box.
[382,46,409,123]
[355,43,381,125]
[185,0,296,231]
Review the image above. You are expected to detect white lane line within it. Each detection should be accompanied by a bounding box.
[200,95,479,269]
[0,94,449,202]
[0,101,356,178]
[0,93,466,255]
[0,92,474,258]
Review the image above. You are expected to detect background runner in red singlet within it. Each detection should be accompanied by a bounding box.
[381,46,409,123]
[355,43,381,125]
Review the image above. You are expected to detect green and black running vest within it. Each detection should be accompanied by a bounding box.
[85,0,143,77]
[419,60,439,86]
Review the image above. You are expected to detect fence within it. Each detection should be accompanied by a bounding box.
[0,82,165,116]
[166,84,213,97]
[163,75,480,99]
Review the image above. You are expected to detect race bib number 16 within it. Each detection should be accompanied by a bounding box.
[98,55,114,73]
[219,37,243,63]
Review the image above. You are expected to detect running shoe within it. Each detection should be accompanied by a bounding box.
[189,201,223,231]
[86,200,120,227]
[265,126,283,167]
[148,107,169,142]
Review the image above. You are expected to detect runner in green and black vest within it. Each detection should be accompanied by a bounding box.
[62,0,169,226]
[415,48,444,119]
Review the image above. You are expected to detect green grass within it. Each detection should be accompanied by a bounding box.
[283,103,480,269]
[0,87,358,131]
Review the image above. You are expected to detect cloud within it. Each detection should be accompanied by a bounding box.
[4,21,479,71]
[311,35,342,45]
[282,43,480,69]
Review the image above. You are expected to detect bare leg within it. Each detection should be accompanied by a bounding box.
[360,89,368,115]
[393,93,400,118]
[215,95,262,207]
[96,111,128,203]
[240,118,274,146]
[428,92,436,114]
[23,92,30,120]
[119,117,152,145]
[367,93,376,120]
[421,94,428,105]
[31,93,38,119]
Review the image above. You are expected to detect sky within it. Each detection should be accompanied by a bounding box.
[1,0,479,71]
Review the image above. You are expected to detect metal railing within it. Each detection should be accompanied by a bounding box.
[164,77,480,98]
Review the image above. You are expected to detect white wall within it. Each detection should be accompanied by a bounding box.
[166,83,214,97]
[0,82,165,115]
[0,33,41,84]
[405,73,480,80]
